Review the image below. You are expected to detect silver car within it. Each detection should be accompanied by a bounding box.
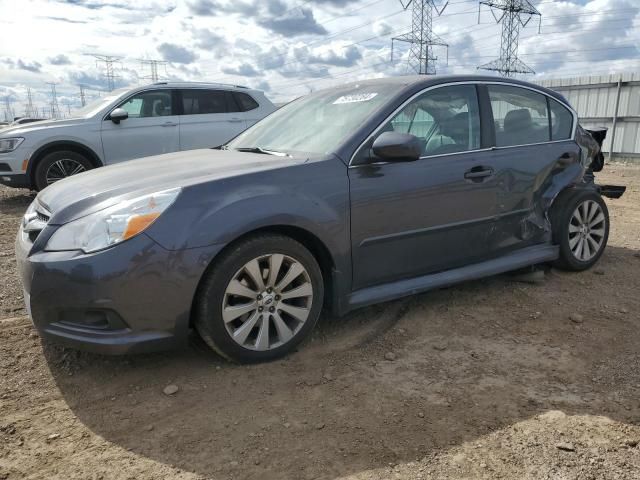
[0,82,275,190]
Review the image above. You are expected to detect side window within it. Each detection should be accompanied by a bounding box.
[382,84,480,156]
[117,90,172,118]
[233,92,259,112]
[488,85,550,147]
[181,89,227,115]
[549,98,573,140]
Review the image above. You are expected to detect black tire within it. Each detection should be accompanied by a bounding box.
[34,150,94,191]
[550,188,609,271]
[194,234,324,363]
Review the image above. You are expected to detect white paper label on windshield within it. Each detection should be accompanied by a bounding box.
[333,93,378,104]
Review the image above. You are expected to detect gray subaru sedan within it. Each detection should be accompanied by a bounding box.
[16,75,624,363]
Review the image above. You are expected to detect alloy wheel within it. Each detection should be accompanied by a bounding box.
[222,254,313,351]
[45,159,86,185]
[568,199,606,262]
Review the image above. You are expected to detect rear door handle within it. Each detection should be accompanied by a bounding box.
[464,166,494,180]
[162,121,177,127]
[229,118,244,123]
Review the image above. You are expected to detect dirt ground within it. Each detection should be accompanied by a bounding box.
[1,164,640,480]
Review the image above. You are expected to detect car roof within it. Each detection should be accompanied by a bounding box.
[144,81,257,92]
[334,74,570,107]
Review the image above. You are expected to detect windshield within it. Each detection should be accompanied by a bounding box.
[72,88,129,118]
[227,83,399,155]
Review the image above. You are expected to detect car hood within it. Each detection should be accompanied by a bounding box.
[0,117,89,136]
[37,149,304,224]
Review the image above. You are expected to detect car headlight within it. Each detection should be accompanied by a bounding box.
[0,137,25,153]
[45,188,181,253]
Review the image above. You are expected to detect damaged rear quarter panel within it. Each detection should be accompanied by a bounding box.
[487,140,584,253]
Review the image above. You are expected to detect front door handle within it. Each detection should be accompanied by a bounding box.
[229,118,244,123]
[464,166,494,181]
[162,121,178,127]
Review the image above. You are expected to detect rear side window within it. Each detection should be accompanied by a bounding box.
[549,98,573,140]
[488,85,550,147]
[181,89,227,114]
[233,92,259,112]
[117,90,173,118]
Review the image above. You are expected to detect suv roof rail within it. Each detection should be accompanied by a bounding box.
[152,81,250,89]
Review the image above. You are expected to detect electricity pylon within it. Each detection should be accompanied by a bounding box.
[139,59,168,83]
[477,0,541,76]
[391,0,449,75]
[46,82,60,119]
[88,54,121,91]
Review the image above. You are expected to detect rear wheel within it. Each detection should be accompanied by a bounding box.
[34,150,93,191]
[551,189,609,271]
[195,234,324,363]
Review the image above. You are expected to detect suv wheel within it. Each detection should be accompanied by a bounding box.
[195,234,324,363]
[551,188,609,271]
[34,150,93,191]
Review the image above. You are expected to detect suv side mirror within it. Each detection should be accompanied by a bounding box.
[371,131,422,162]
[109,108,129,124]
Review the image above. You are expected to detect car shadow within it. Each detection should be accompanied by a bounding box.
[0,188,34,215]
[43,245,640,480]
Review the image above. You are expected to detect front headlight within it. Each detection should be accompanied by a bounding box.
[0,137,25,153]
[45,188,181,253]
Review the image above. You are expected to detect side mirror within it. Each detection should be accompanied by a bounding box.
[371,131,422,162]
[109,108,129,124]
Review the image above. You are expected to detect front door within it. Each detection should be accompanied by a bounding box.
[101,89,180,164]
[349,84,502,290]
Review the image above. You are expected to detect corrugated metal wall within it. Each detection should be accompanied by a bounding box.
[536,73,640,159]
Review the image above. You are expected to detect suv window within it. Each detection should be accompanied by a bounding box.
[382,84,480,156]
[117,90,173,118]
[233,92,259,112]
[181,89,227,115]
[488,85,549,146]
[549,98,573,141]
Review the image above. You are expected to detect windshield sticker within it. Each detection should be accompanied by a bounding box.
[333,93,378,104]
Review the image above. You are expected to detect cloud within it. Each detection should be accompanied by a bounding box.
[221,62,261,77]
[192,28,226,50]
[157,43,197,64]
[43,16,88,24]
[257,7,327,36]
[299,44,363,67]
[49,54,72,65]
[2,58,42,73]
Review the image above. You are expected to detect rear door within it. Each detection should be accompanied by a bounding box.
[178,89,247,149]
[484,84,580,254]
[101,89,180,164]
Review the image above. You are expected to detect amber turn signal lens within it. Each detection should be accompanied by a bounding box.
[22,159,28,171]
[122,213,161,240]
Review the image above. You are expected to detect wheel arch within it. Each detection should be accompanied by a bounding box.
[190,225,340,327]
[27,141,103,186]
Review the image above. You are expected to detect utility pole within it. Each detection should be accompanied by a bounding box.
[477,0,541,77]
[391,0,449,75]
[138,59,168,83]
[88,54,121,91]
[79,84,87,106]
[46,82,60,119]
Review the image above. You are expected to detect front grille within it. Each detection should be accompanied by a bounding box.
[36,211,50,223]
[23,203,51,244]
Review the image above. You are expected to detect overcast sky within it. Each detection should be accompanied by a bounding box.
[0,0,639,116]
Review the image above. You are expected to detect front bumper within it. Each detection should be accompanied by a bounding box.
[16,228,223,355]
[0,173,30,189]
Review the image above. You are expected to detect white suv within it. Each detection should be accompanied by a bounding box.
[0,82,276,190]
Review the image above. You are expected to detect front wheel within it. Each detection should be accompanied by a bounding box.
[34,150,93,191]
[551,189,610,271]
[194,234,324,363]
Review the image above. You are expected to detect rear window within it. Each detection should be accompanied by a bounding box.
[233,92,259,112]
[181,89,227,115]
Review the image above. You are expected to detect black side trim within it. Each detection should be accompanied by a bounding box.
[597,184,626,199]
[476,84,495,148]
